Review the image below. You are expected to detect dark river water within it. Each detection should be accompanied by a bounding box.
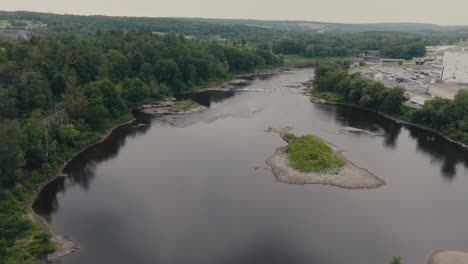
[34,68,468,264]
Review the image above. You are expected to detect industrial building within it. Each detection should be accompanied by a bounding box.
[442,52,468,83]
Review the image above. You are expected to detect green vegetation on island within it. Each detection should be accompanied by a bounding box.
[286,134,345,173]
[391,256,402,264]
[170,100,202,112]
[312,63,468,145]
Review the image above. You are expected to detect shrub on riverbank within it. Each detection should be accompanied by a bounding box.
[286,134,345,173]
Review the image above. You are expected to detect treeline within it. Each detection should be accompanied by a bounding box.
[2,11,468,60]
[273,32,431,59]
[312,64,468,145]
[0,30,282,263]
[409,93,468,144]
[0,11,289,44]
[313,64,407,114]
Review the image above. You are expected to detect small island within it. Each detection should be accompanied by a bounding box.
[266,126,385,189]
[138,99,206,116]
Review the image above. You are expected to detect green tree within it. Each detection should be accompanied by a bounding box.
[0,86,18,121]
[17,71,52,114]
[89,79,127,118]
[120,78,150,104]
[61,124,80,147]
[381,88,406,114]
[103,49,131,82]
[0,120,25,187]
[22,115,46,169]
[154,59,181,89]
[60,85,89,120]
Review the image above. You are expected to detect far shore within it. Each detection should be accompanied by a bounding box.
[266,126,385,189]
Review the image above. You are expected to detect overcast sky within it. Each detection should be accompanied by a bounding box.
[3,0,468,25]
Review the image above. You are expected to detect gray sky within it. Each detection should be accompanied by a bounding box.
[3,0,468,25]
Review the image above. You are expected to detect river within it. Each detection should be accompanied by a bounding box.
[33,68,468,264]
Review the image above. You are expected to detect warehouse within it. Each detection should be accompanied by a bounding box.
[442,52,468,83]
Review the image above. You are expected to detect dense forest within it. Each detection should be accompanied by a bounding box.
[272,31,442,59]
[0,30,282,263]
[313,64,468,144]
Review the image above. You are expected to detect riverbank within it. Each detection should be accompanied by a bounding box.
[26,118,135,262]
[310,94,468,150]
[266,126,385,189]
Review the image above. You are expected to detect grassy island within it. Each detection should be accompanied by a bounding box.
[170,100,202,112]
[285,134,345,173]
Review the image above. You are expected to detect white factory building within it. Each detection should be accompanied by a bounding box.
[442,52,468,83]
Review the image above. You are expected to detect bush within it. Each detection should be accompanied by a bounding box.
[170,100,201,112]
[391,256,402,264]
[287,134,345,173]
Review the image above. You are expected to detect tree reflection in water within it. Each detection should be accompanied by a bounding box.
[316,103,468,180]
[33,114,152,219]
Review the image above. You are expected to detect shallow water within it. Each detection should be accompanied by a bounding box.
[34,68,468,264]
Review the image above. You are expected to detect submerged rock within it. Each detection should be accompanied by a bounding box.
[339,127,379,136]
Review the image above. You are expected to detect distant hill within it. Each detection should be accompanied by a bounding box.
[176,17,468,32]
[1,10,467,43]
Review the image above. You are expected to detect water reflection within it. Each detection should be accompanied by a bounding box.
[33,177,65,222]
[315,104,403,148]
[176,90,235,107]
[222,236,308,264]
[314,103,468,180]
[33,115,152,217]
[408,127,468,180]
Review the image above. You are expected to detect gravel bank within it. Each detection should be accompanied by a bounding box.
[427,250,468,264]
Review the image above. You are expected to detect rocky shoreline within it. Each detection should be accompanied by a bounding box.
[265,126,385,189]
